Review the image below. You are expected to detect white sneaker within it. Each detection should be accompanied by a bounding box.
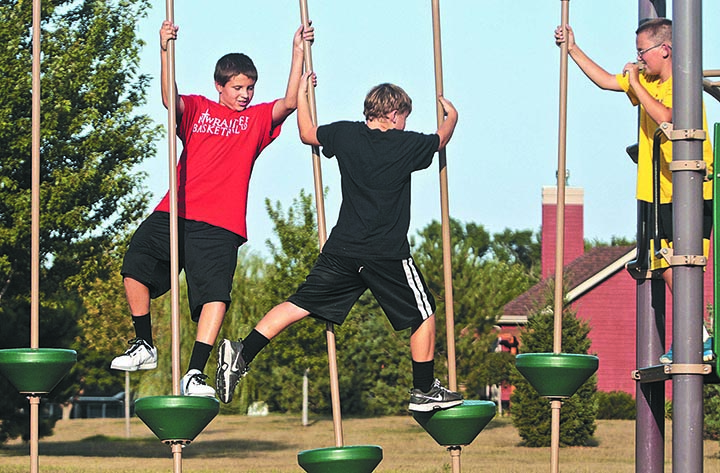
[110,338,158,371]
[181,369,216,397]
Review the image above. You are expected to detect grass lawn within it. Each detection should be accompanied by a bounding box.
[0,414,719,472]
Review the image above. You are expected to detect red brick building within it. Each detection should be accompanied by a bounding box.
[497,186,714,399]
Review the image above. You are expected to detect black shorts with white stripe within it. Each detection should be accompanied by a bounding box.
[287,252,436,331]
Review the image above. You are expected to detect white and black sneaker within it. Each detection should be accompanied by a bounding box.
[181,369,216,397]
[408,378,463,412]
[110,338,158,371]
[216,339,249,404]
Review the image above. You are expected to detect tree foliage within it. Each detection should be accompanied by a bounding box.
[510,285,598,447]
[0,0,158,442]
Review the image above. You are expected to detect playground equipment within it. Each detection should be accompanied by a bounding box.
[409,3,496,473]
[628,2,715,472]
[514,2,598,472]
[0,1,77,472]
[294,1,382,471]
[130,0,219,470]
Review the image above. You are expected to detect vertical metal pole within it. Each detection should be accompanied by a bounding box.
[636,2,666,473]
[31,0,41,353]
[429,0,457,394]
[164,0,181,400]
[430,0,458,394]
[431,3,462,471]
[125,371,131,438]
[29,396,40,473]
[671,2,705,472]
[30,1,41,471]
[298,0,344,448]
[549,2,570,472]
[553,0,570,355]
[164,1,182,472]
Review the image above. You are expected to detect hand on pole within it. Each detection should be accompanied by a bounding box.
[294,21,315,56]
[299,70,318,96]
[160,20,178,52]
[554,24,575,53]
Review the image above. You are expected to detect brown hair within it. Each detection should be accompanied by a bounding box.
[363,83,412,121]
[214,53,258,86]
[636,18,672,44]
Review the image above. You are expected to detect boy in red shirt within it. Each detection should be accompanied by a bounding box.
[110,21,314,397]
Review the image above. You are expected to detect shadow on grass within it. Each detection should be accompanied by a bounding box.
[1,436,296,459]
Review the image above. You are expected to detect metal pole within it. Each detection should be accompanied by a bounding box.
[125,371,131,438]
[430,3,463,471]
[635,2,666,473]
[164,0,181,400]
[430,0,457,394]
[549,2,570,472]
[30,1,41,471]
[671,2,705,472]
[298,0,344,448]
[164,0,182,472]
[553,0,570,356]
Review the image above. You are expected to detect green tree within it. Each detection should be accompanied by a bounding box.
[0,0,158,442]
[510,285,598,447]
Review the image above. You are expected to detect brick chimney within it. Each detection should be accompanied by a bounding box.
[541,186,584,279]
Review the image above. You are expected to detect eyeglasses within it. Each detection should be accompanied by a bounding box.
[637,42,665,59]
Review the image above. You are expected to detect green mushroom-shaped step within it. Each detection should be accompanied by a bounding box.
[0,348,76,395]
[135,395,219,444]
[515,353,599,399]
[298,445,383,473]
[412,400,496,446]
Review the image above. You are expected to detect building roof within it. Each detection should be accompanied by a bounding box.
[499,245,636,324]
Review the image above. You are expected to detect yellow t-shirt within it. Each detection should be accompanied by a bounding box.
[615,73,713,203]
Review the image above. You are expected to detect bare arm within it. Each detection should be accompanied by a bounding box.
[436,96,458,150]
[623,62,672,124]
[159,21,184,118]
[555,25,622,91]
[297,71,320,146]
[272,24,315,128]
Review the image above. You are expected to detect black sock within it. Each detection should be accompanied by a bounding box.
[242,329,270,364]
[132,314,153,347]
[188,341,213,373]
[412,360,435,392]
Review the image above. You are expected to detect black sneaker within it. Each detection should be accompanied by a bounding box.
[408,378,463,412]
[216,339,249,404]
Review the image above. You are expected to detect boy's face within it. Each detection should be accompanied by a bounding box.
[636,32,669,75]
[215,73,256,111]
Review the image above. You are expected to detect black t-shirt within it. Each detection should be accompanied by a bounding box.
[316,121,440,259]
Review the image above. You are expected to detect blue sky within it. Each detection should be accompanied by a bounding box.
[134,1,720,258]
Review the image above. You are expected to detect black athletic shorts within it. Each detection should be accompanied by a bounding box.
[657,200,713,242]
[287,252,436,331]
[121,211,245,321]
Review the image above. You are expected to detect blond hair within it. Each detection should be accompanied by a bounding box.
[363,83,412,121]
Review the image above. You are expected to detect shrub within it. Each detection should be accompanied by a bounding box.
[595,391,636,420]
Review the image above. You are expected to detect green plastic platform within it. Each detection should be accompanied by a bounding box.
[412,400,496,446]
[0,348,76,394]
[135,395,219,444]
[297,445,383,473]
[515,353,598,399]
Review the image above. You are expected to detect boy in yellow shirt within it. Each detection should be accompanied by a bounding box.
[554,18,714,364]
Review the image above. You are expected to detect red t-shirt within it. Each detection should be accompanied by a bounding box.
[155,95,280,238]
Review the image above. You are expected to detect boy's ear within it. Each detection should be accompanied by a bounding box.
[388,110,398,123]
[215,82,223,93]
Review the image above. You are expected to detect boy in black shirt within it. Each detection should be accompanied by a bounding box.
[217,72,461,412]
